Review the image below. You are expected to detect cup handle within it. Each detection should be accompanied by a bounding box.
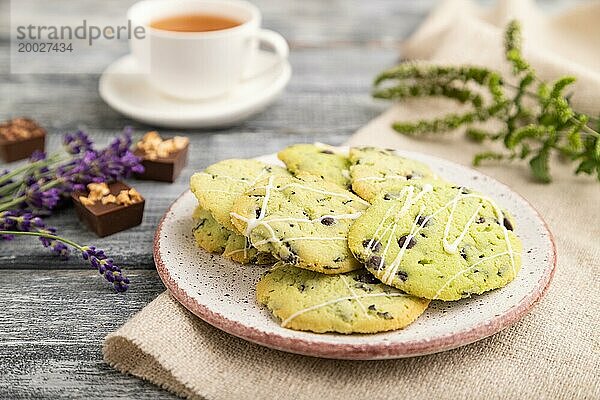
[242,29,289,81]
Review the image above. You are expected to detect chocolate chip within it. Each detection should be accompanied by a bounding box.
[383,193,392,200]
[320,217,335,226]
[193,218,207,231]
[298,284,305,292]
[320,149,334,154]
[397,235,416,249]
[461,187,471,194]
[396,271,408,281]
[416,216,430,227]
[476,217,485,224]
[460,248,468,260]
[368,304,377,311]
[353,270,380,284]
[362,239,382,252]
[255,209,262,219]
[284,253,298,264]
[377,311,394,320]
[367,256,383,270]
[406,174,413,180]
[333,256,343,263]
[282,243,298,264]
[502,217,514,231]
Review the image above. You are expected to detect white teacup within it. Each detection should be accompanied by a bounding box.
[128,0,289,100]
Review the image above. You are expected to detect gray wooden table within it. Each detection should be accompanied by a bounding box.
[0,0,580,398]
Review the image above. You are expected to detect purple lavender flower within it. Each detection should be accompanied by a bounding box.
[29,150,47,162]
[81,246,130,292]
[24,183,61,210]
[0,210,67,257]
[63,130,94,155]
[106,127,134,156]
[0,214,129,292]
[38,226,70,259]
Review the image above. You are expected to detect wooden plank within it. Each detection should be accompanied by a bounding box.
[0,269,177,399]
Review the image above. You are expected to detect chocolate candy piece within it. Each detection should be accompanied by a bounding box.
[72,182,145,237]
[133,134,189,183]
[0,118,46,162]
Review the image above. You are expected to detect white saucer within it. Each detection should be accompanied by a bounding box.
[99,51,291,129]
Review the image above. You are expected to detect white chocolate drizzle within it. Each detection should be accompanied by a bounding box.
[367,185,519,290]
[230,175,365,252]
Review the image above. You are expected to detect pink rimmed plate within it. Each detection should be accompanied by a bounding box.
[153,150,556,360]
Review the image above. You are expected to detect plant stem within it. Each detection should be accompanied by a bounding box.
[0,179,63,212]
[0,180,23,197]
[0,230,83,251]
[0,154,64,186]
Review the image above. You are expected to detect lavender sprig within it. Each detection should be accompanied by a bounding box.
[0,215,130,292]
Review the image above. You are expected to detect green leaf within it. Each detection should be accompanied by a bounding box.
[576,159,596,175]
[550,76,576,98]
[473,151,504,166]
[529,148,552,183]
[506,125,544,149]
[466,128,488,142]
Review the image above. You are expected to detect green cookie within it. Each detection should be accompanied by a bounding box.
[231,173,369,274]
[278,143,351,188]
[349,147,437,202]
[348,184,522,301]
[190,159,290,231]
[192,206,231,254]
[192,205,275,265]
[256,264,430,334]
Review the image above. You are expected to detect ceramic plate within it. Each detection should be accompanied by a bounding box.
[154,150,556,360]
[99,50,291,129]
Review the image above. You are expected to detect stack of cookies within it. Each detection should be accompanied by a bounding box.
[190,144,522,334]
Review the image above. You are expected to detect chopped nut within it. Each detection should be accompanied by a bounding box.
[172,136,189,150]
[87,182,110,201]
[156,141,172,158]
[101,194,117,205]
[116,190,134,205]
[128,188,143,203]
[79,196,95,206]
[136,131,187,159]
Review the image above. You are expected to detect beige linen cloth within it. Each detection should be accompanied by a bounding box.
[103,1,600,398]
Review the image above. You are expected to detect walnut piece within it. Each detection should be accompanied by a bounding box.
[136,131,188,160]
[78,183,143,207]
